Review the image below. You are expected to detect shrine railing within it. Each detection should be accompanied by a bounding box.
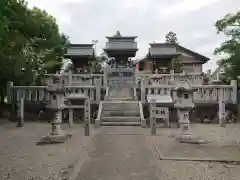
[41,73,105,87]
[136,72,203,85]
[8,84,102,105]
[140,80,237,104]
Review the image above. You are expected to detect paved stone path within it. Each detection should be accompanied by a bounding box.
[75,127,161,180]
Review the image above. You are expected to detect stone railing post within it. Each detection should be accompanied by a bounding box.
[17,96,24,127]
[218,88,226,127]
[104,70,108,87]
[68,69,72,85]
[231,80,237,104]
[170,69,174,82]
[84,98,91,136]
[150,99,156,135]
[68,109,73,128]
[95,78,101,103]
[141,77,147,103]
[7,81,13,104]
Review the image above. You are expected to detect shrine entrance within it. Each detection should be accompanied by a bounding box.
[105,60,136,100]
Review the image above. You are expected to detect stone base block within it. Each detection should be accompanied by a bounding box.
[36,133,72,145]
[175,134,207,144]
[141,119,146,128]
[95,119,100,128]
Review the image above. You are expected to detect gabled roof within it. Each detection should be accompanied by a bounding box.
[175,44,209,62]
[65,44,94,57]
[148,43,210,63]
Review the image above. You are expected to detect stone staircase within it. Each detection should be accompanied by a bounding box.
[96,87,145,127]
[99,101,141,126]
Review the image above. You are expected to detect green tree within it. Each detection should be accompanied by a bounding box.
[165,31,179,44]
[171,56,183,73]
[88,55,108,73]
[0,0,69,103]
[214,11,240,80]
[165,31,182,72]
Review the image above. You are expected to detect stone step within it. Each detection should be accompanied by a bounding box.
[107,97,133,101]
[100,116,140,122]
[101,110,140,117]
[102,102,139,108]
[100,121,141,126]
[102,107,139,111]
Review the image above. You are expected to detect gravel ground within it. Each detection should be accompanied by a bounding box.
[1,122,240,180]
[0,121,95,180]
[152,123,240,180]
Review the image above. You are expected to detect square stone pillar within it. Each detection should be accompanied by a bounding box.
[150,99,157,135]
[84,98,91,136]
[218,88,226,127]
[95,78,101,104]
[68,109,73,128]
[141,77,147,103]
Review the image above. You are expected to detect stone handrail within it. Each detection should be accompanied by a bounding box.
[137,72,203,85]
[138,102,145,123]
[42,73,105,87]
[104,87,109,100]
[9,84,102,104]
[96,101,103,121]
[142,81,237,104]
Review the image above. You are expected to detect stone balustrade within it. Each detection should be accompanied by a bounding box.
[136,72,203,85]
[9,84,102,105]
[141,80,237,104]
[41,73,105,87]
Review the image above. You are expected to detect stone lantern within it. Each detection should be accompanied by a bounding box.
[173,82,197,141]
[37,76,71,144]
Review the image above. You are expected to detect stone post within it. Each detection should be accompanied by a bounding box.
[219,88,226,127]
[7,81,13,104]
[51,95,64,135]
[68,109,73,128]
[165,109,170,128]
[68,69,72,85]
[17,97,24,127]
[95,78,101,104]
[170,69,174,82]
[141,77,147,103]
[104,69,108,87]
[231,80,237,104]
[84,98,90,136]
[150,99,156,135]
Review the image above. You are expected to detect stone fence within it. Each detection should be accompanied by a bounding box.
[41,72,204,87]
[7,73,237,106]
[136,72,204,85]
[7,80,102,106]
[140,80,237,104]
[41,73,105,87]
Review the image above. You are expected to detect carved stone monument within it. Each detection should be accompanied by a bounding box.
[37,76,71,145]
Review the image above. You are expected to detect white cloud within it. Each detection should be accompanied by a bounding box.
[25,0,240,72]
[159,0,221,17]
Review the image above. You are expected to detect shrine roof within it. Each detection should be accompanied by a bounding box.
[147,43,209,63]
[65,44,94,57]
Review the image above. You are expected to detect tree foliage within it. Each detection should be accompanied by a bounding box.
[214,11,240,80]
[165,31,179,44]
[171,56,183,73]
[0,0,69,103]
[165,31,182,72]
[88,55,108,73]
